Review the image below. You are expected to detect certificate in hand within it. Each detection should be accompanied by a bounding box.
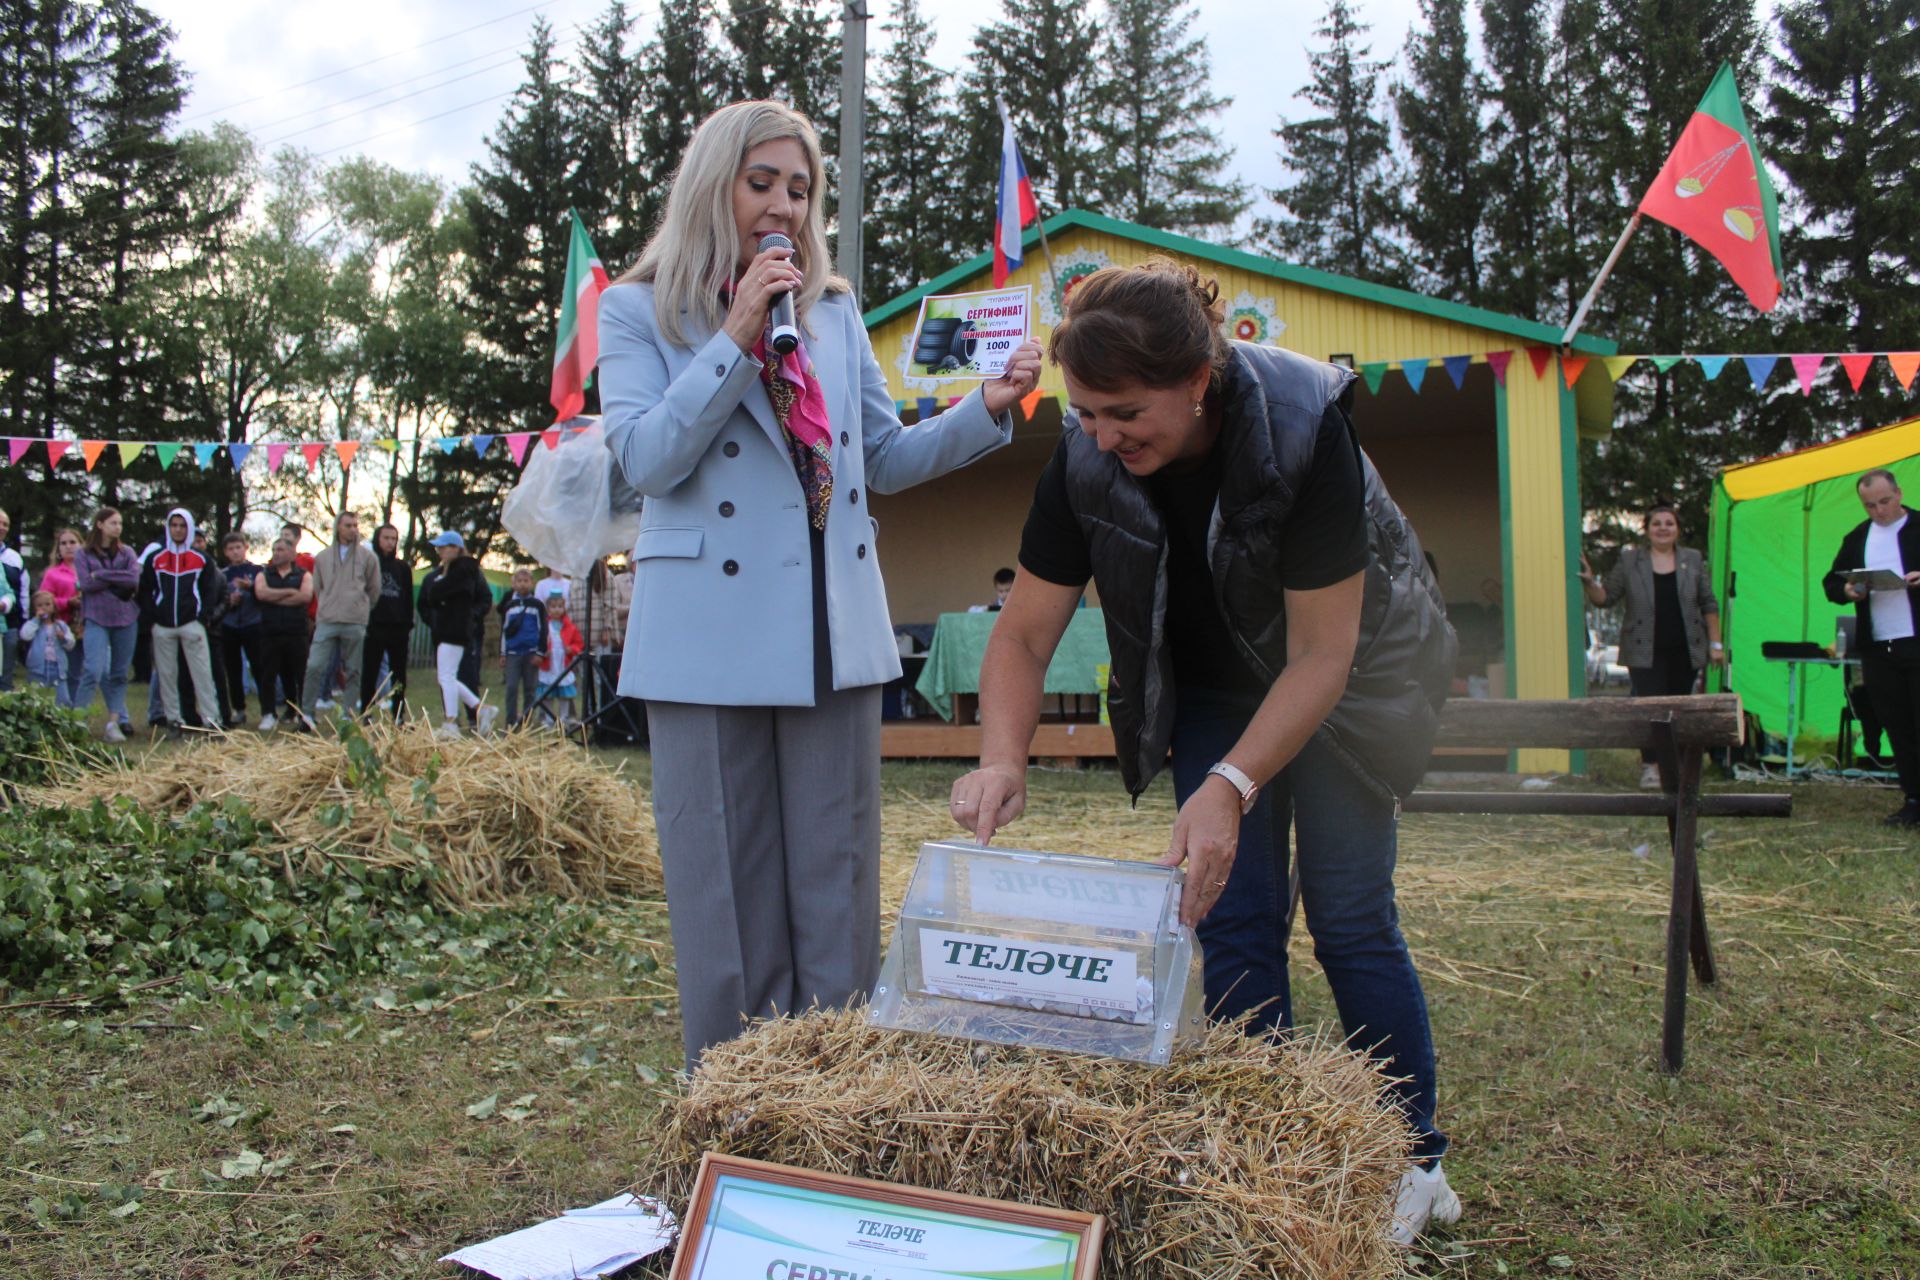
[1844,567,1910,591]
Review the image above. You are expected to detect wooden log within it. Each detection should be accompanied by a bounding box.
[880,722,1116,759]
[1402,791,1790,818]
[1431,694,1745,750]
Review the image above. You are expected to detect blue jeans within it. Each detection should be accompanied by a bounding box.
[1171,686,1447,1163]
[72,620,136,725]
[62,630,84,707]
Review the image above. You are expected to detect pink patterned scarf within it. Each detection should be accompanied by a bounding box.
[755,335,834,530]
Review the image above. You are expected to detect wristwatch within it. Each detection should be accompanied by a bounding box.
[1206,761,1260,815]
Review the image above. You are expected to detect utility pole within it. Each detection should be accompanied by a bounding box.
[836,1,869,303]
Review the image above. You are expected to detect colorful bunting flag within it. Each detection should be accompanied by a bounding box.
[1526,346,1553,380]
[435,437,459,455]
[1562,356,1589,389]
[375,439,399,452]
[1401,360,1429,394]
[1486,351,1513,386]
[1890,353,1920,391]
[1790,353,1824,395]
[117,441,143,468]
[1359,362,1388,394]
[155,443,180,469]
[1603,356,1638,382]
[335,442,359,468]
[46,440,70,466]
[915,396,937,419]
[1442,355,1471,390]
[300,442,326,471]
[11,439,33,466]
[1697,356,1729,380]
[506,433,532,465]
[193,443,217,467]
[1840,354,1875,391]
[1742,355,1777,389]
[540,430,561,451]
[1018,390,1044,420]
[228,442,252,469]
[471,434,494,458]
[267,443,289,471]
[1651,356,1683,373]
[81,441,108,471]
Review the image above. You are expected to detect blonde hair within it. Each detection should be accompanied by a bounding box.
[621,100,845,347]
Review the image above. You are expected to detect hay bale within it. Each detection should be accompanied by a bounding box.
[639,1008,1412,1279]
[29,721,661,906]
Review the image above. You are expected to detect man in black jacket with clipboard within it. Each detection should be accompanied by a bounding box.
[1824,468,1920,825]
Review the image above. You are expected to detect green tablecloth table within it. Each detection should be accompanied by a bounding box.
[913,608,1111,722]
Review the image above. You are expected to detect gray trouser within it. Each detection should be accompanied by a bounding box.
[647,685,883,1073]
[152,621,218,728]
[503,652,540,724]
[302,620,366,718]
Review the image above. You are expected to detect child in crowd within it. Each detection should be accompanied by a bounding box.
[19,590,75,696]
[497,568,545,727]
[534,593,583,727]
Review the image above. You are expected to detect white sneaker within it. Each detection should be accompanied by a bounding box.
[1389,1161,1461,1247]
[257,714,277,732]
[102,720,127,744]
[476,705,500,736]
[1640,762,1662,789]
[434,720,462,740]
[315,697,336,711]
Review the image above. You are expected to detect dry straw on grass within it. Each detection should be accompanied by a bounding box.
[640,1007,1412,1279]
[29,721,661,907]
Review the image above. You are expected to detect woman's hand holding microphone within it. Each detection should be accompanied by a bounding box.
[722,242,805,354]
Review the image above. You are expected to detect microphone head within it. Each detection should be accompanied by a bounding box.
[758,231,794,252]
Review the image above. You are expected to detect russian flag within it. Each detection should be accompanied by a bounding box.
[993,100,1038,288]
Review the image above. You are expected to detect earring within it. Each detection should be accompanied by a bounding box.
[1193,402,1203,417]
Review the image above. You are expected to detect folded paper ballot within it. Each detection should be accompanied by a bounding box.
[441,1193,674,1280]
[1844,567,1911,591]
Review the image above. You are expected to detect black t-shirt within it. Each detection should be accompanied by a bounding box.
[1652,569,1687,655]
[1018,404,1370,695]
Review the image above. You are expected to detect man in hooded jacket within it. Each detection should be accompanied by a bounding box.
[138,509,227,736]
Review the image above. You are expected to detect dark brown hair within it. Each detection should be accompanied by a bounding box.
[85,507,122,555]
[1643,502,1680,531]
[1047,257,1228,392]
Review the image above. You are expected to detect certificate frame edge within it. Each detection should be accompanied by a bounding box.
[666,1151,1103,1280]
[903,285,1033,385]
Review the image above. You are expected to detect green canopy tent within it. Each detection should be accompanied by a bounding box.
[1709,413,1920,759]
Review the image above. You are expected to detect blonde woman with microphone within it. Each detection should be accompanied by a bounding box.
[599,99,1043,1071]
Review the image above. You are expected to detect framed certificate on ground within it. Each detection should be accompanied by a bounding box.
[668,1153,1102,1280]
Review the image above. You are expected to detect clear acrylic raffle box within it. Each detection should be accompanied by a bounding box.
[868,840,1206,1065]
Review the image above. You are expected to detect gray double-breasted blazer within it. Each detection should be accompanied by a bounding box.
[599,280,1013,706]
[1597,544,1719,670]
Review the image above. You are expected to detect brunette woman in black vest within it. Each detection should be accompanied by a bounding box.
[948,259,1459,1246]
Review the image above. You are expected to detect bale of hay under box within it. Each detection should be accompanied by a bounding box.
[638,1008,1412,1279]
[27,721,661,907]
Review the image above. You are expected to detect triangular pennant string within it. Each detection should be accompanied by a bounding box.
[1486,351,1513,386]
[1839,354,1875,392]
[267,443,289,471]
[1697,356,1730,381]
[1401,360,1429,394]
[81,441,109,472]
[300,442,326,471]
[1650,356,1683,373]
[1603,356,1638,382]
[117,441,144,468]
[228,442,252,469]
[7,439,29,465]
[1889,353,1920,391]
[192,443,218,467]
[540,430,561,451]
[1018,391,1044,420]
[1526,346,1553,379]
[506,433,531,465]
[1790,353,1824,395]
[155,443,181,470]
[46,440,70,466]
[1743,355,1777,389]
[1562,356,1589,389]
[471,434,495,458]
[1442,355,1471,390]
[1359,362,1388,394]
[375,438,399,452]
[915,397,937,419]
[335,442,360,468]
[434,437,458,455]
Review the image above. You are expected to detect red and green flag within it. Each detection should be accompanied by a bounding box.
[1636,62,1783,312]
[550,210,611,422]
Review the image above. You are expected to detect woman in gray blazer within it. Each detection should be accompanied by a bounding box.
[599,100,1042,1071]
[1579,502,1723,786]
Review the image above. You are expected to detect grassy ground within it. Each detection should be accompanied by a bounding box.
[1,722,1915,1277]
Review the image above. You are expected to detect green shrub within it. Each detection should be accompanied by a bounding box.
[0,685,101,790]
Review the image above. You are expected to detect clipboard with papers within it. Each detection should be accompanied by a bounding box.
[1843,567,1911,591]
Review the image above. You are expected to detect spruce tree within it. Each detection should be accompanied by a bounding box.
[965,0,1102,213]
[575,0,651,267]
[635,0,726,237]
[1766,0,1920,438]
[1085,0,1246,237]
[1477,0,1558,320]
[1258,0,1403,285]
[862,0,963,303]
[1393,0,1487,302]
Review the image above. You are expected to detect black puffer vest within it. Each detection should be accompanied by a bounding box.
[1065,342,1456,801]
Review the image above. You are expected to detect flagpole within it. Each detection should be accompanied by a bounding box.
[1562,212,1642,351]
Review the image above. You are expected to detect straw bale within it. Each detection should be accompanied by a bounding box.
[640,1008,1412,1279]
[29,721,661,907]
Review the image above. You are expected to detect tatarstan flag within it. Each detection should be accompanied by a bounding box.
[551,210,611,422]
[1636,62,1783,312]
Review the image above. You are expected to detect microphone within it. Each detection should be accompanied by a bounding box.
[759,231,800,355]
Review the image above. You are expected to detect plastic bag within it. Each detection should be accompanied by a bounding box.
[499,420,642,578]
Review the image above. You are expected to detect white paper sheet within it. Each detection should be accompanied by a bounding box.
[441,1193,675,1280]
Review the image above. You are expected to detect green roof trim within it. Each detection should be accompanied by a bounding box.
[861,209,1618,356]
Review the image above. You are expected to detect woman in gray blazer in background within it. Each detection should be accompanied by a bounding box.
[599,100,1042,1071]
[1580,502,1723,787]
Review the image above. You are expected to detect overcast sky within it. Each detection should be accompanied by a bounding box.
[151,0,1430,229]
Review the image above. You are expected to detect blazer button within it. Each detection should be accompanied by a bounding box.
[723,560,740,576]
[840,431,849,447]
[714,363,726,376]
[722,441,740,457]
[848,488,858,504]
[719,501,735,517]
[856,544,867,559]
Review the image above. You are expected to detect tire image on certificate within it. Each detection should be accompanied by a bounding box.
[669,1154,1102,1280]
